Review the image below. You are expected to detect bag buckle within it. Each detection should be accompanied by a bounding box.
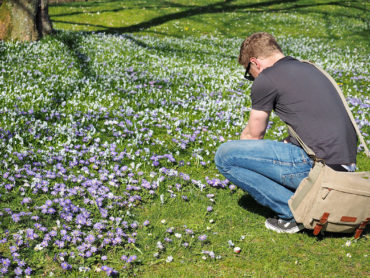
[313,157,325,166]
[313,212,330,236]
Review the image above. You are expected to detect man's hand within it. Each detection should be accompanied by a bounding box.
[240,109,270,140]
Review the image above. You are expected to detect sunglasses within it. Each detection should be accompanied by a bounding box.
[244,62,254,81]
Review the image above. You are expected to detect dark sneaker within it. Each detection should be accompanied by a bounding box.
[265,218,304,234]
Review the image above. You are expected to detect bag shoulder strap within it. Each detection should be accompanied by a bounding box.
[287,125,316,158]
[296,60,370,158]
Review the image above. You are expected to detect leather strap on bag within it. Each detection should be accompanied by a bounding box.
[354,218,370,239]
[313,212,330,235]
[299,60,370,158]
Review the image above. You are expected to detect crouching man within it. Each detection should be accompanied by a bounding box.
[215,32,357,233]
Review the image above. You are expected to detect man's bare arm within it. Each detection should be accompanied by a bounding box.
[240,109,270,140]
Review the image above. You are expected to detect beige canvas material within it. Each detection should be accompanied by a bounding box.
[287,61,370,234]
[288,163,370,233]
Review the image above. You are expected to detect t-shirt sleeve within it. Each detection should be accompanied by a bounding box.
[250,74,277,111]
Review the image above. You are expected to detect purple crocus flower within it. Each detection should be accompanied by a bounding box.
[14,267,22,275]
[185,229,193,235]
[120,255,128,261]
[0,267,7,274]
[127,255,137,263]
[2,258,11,267]
[112,237,122,245]
[101,265,111,272]
[198,234,207,241]
[11,214,20,223]
[143,220,150,226]
[85,234,95,243]
[24,267,32,275]
[61,262,71,270]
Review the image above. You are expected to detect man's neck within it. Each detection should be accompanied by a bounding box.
[262,53,285,69]
[252,52,285,78]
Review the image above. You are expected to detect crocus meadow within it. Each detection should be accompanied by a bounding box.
[0,31,368,276]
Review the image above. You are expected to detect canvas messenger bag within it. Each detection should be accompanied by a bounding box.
[287,61,370,239]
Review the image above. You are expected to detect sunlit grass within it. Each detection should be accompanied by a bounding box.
[0,0,369,276]
[49,0,369,50]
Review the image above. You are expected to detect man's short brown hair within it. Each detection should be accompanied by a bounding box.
[238,32,283,68]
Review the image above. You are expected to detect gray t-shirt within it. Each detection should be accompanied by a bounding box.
[251,56,357,165]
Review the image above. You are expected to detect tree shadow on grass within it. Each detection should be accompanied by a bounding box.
[52,27,240,60]
[50,0,368,35]
[42,28,194,110]
[44,31,96,107]
[51,0,299,33]
[50,0,190,10]
[111,0,367,34]
[50,0,190,17]
[122,33,239,59]
[237,194,275,219]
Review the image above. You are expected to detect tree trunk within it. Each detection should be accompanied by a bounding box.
[0,0,53,41]
[36,0,53,37]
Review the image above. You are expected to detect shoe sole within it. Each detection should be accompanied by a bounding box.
[265,221,303,234]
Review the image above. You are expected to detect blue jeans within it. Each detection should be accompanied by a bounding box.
[215,140,313,220]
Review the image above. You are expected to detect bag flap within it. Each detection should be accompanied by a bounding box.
[321,168,370,196]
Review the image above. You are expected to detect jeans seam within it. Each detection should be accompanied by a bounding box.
[230,155,295,167]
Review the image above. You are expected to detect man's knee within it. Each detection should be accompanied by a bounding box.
[215,140,268,171]
[215,144,224,169]
[215,141,240,170]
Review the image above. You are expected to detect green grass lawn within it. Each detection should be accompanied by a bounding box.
[49,0,369,49]
[0,0,368,277]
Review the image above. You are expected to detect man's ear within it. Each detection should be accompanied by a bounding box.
[250,57,260,70]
